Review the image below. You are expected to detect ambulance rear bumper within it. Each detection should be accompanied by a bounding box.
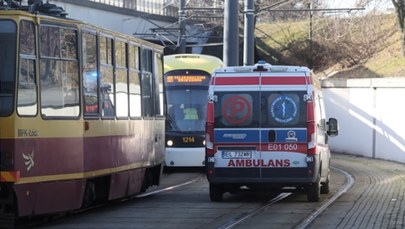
[206,167,320,187]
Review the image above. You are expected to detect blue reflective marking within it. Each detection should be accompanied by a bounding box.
[214,129,259,143]
[261,129,307,143]
[214,129,307,143]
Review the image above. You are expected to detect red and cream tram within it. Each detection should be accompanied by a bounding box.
[0,2,165,226]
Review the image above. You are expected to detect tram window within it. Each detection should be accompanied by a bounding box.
[0,20,16,117]
[128,44,141,118]
[18,59,37,116]
[128,45,139,70]
[19,20,35,55]
[40,26,60,58]
[129,70,141,118]
[82,32,99,116]
[141,72,153,117]
[116,68,128,118]
[141,48,153,117]
[39,25,79,118]
[100,66,114,118]
[140,48,152,72]
[18,20,37,116]
[100,36,113,65]
[40,60,80,117]
[115,40,126,67]
[115,40,128,118]
[100,35,114,118]
[60,29,77,59]
[154,52,164,116]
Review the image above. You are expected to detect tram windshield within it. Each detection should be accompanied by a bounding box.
[165,69,211,133]
[166,86,208,133]
[0,20,16,116]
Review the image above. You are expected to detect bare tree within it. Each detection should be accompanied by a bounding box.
[392,0,405,56]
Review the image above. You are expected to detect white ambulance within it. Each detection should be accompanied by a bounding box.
[205,61,338,202]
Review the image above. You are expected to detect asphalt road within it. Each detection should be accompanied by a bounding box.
[37,153,405,229]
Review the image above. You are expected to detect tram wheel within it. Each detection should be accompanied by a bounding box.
[209,183,223,202]
[0,185,17,228]
[82,181,96,208]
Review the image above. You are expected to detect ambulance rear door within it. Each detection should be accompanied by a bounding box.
[212,71,262,178]
[259,71,309,180]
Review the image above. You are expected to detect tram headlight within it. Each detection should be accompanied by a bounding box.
[167,140,174,147]
[203,140,205,146]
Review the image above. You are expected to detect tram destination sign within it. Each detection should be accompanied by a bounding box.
[165,75,210,85]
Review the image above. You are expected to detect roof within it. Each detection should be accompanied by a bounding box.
[164,54,223,73]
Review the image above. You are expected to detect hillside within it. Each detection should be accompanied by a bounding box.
[254,12,405,79]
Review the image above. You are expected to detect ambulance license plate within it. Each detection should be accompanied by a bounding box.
[222,151,252,159]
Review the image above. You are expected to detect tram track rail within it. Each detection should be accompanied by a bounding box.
[135,174,204,198]
[12,173,204,229]
[217,192,292,229]
[294,167,355,229]
[12,163,355,229]
[214,166,354,229]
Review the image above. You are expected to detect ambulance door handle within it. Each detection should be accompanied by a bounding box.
[268,130,276,142]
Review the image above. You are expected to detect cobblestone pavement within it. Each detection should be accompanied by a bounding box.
[309,153,405,229]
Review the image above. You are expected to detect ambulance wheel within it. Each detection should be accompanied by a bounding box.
[307,181,320,202]
[320,174,330,194]
[209,184,223,202]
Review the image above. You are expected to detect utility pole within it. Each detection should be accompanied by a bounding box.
[178,0,186,53]
[243,0,254,66]
[223,0,239,66]
[308,1,313,69]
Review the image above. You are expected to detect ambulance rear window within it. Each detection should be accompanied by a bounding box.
[216,93,257,127]
[214,91,306,128]
[264,92,306,127]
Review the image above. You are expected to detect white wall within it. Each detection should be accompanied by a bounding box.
[322,78,405,163]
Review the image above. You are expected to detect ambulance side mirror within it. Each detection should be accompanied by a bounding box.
[327,118,339,137]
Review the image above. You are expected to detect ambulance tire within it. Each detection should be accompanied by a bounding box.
[209,183,223,202]
[307,181,320,202]
[320,173,330,194]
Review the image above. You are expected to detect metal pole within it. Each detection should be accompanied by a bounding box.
[308,1,313,69]
[178,0,186,53]
[243,0,254,66]
[223,0,239,66]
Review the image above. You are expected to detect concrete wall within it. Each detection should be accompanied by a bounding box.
[322,78,405,163]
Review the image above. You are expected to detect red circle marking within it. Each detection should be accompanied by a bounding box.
[222,95,251,125]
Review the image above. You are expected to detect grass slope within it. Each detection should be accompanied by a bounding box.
[255,13,405,78]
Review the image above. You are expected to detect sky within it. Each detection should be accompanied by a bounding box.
[326,0,353,7]
[326,0,358,8]
[326,0,393,11]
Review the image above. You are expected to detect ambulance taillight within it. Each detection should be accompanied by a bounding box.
[205,102,214,156]
[307,121,316,155]
[307,100,317,155]
[206,123,214,156]
[206,101,214,123]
